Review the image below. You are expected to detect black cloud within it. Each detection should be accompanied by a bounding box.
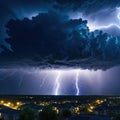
[0,11,120,69]
[0,0,54,50]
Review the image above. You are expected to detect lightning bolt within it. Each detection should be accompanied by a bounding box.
[55,71,61,95]
[75,70,80,95]
[96,24,120,30]
[116,7,120,20]
[88,22,120,32]
[19,71,26,87]
[39,74,49,88]
[88,7,120,32]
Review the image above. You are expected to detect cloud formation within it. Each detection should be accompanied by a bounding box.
[0,11,119,69]
[1,0,120,69]
[1,0,120,49]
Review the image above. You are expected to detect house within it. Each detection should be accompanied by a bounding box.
[20,103,43,112]
[94,106,120,115]
[0,105,20,120]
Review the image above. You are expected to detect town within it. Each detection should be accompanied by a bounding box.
[0,96,120,120]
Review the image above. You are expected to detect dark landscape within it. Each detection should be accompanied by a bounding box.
[0,95,120,120]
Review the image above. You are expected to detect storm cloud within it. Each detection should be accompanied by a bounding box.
[0,11,119,69]
[0,0,120,69]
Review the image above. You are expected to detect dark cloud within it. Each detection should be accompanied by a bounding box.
[54,0,120,14]
[0,11,119,69]
[0,0,120,50]
[54,0,120,36]
[0,0,54,51]
[0,0,120,69]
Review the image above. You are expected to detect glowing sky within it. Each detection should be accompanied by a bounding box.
[0,67,120,95]
[69,6,120,36]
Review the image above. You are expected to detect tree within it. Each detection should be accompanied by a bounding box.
[19,107,35,120]
[39,106,58,120]
[61,108,72,118]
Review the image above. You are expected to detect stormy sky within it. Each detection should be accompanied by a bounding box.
[0,0,120,95]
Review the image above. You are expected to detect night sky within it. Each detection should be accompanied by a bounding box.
[0,0,120,95]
